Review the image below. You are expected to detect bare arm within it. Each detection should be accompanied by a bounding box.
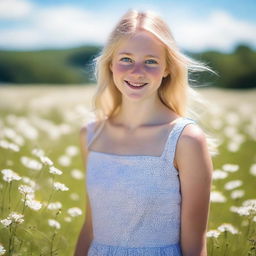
[74,126,93,256]
[174,124,213,256]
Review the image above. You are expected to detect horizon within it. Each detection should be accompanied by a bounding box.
[0,0,255,53]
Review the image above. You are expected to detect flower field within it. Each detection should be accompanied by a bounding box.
[0,85,255,255]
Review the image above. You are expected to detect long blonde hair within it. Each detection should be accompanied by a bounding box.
[88,9,220,156]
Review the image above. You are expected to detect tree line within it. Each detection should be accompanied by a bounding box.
[0,44,255,89]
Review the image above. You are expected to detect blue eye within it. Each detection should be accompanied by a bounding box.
[145,59,158,64]
[120,57,132,63]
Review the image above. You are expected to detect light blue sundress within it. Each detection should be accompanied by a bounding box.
[85,117,197,256]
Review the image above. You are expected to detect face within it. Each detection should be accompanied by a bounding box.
[110,30,169,100]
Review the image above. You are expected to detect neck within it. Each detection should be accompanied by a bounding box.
[109,94,176,131]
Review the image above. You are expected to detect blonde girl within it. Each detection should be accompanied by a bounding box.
[74,9,218,256]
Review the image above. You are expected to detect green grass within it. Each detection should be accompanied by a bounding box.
[0,85,255,255]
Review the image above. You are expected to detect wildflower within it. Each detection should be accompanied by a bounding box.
[53,182,69,191]
[230,206,252,216]
[66,146,78,156]
[9,212,24,223]
[20,156,42,171]
[31,148,45,158]
[249,163,256,176]
[64,217,72,222]
[0,218,12,227]
[242,199,256,212]
[21,176,37,189]
[210,191,227,203]
[253,216,256,222]
[1,212,24,227]
[49,166,63,175]
[0,140,9,149]
[227,141,240,152]
[18,184,35,196]
[47,202,62,210]
[206,230,220,238]
[230,190,245,199]
[222,164,239,172]
[217,223,239,234]
[40,155,53,166]
[58,155,71,167]
[67,207,82,217]
[0,244,6,255]
[71,169,84,180]
[224,180,243,191]
[1,169,21,183]
[0,139,20,152]
[70,193,80,201]
[25,199,42,211]
[8,142,20,152]
[48,219,61,229]
[212,169,228,180]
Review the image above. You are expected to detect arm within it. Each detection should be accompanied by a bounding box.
[74,126,93,256]
[174,124,213,256]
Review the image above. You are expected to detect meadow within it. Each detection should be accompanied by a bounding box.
[0,85,255,255]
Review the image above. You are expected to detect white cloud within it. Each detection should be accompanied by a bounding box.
[170,10,256,52]
[0,2,255,52]
[0,0,34,20]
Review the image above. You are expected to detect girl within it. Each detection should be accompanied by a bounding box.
[74,9,218,256]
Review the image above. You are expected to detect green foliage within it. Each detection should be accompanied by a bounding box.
[189,44,256,89]
[0,44,255,88]
[0,45,101,84]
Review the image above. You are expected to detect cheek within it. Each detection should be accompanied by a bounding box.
[144,67,163,77]
[113,63,130,74]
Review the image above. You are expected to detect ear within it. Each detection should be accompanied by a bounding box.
[109,62,113,72]
[163,69,169,78]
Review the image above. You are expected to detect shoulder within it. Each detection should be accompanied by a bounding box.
[180,122,207,147]
[79,120,102,147]
[174,122,209,169]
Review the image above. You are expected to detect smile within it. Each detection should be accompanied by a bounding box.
[124,80,148,89]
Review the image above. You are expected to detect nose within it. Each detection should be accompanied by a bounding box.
[130,62,145,78]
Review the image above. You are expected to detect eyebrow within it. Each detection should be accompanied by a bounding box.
[118,52,160,59]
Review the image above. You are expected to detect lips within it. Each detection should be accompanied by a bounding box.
[124,80,148,89]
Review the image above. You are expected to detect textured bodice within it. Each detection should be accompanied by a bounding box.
[85,117,196,255]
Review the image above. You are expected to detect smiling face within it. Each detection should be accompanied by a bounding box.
[110,30,169,100]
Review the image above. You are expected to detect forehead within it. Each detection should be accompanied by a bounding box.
[115,30,166,57]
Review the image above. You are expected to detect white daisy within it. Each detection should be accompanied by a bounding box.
[47,202,62,210]
[206,230,220,238]
[53,182,69,191]
[1,169,21,183]
[40,155,53,166]
[222,164,239,173]
[67,207,82,217]
[0,244,6,255]
[20,156,42,171]
[66,146,78,156]
[210,191,227,203]
[217,223,239,234]
[71,169,84,180]
[48,219,61,229]
[224,180,243,191]
[49,166,63,175]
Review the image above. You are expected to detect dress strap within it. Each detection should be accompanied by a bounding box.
[86,119,107,149]
[162,117,197,166]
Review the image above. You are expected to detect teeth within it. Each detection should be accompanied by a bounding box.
[126,81,147,87]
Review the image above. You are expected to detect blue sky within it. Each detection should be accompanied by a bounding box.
[0,0,255,52]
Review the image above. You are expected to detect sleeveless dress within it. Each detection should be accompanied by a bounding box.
[85,117,197,256]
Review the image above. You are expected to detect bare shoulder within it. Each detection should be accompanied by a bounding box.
[179,123,207,145]
[174,123,211,171]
